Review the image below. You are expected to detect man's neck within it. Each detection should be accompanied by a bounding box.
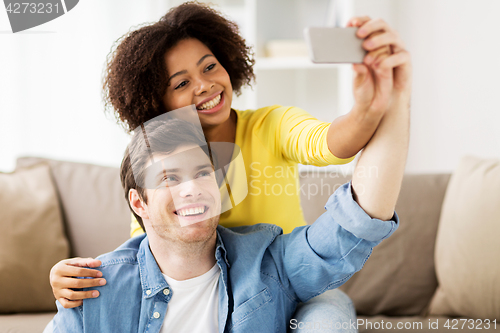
[148,233,217,281]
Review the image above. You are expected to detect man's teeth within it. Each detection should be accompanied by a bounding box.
[197,94,221,110]
[177,206,207,217]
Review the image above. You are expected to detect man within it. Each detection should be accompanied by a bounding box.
[52,89,409,332]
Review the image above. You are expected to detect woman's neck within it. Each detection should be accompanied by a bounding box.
[203,109,237,143]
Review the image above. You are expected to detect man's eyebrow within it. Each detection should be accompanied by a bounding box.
[196,163,213,171]
[154,163,212,177]
[166,54,215,86]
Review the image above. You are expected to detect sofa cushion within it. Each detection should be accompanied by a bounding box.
[0,312,55,333]
[300,171,450,316]
[16,157,131,258]
[429,156,500,320]
[0,164,69,313]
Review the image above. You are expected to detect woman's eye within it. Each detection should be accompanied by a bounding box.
[205,63,216,72]
[175,81,188,90]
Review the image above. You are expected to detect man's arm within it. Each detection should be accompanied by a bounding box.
[51,301,84,333]
[267,18,411,303]
[350,18,412,220]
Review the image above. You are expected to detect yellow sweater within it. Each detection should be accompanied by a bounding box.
[130,105,354,236]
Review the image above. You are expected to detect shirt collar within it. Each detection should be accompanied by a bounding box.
[215,226,230,268]
[137,237,170,299]
[137,230,230,299]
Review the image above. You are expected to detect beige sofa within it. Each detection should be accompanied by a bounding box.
[1,156,499,333]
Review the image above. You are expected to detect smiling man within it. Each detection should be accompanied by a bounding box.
[51,85,409,332]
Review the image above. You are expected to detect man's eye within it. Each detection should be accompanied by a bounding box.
[197,171,211,178]
[175,81,188,90]
[162,175,178,183]
[205,63,216,72]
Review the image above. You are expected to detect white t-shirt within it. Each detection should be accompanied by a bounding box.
[160,263,220,333]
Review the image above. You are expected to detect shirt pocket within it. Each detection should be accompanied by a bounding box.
[229,288,273,329]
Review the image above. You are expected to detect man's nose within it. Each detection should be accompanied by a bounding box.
[178,179,203,198]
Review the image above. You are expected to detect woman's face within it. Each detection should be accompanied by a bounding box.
[163,38,233,128]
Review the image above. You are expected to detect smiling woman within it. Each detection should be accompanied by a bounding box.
[162,38,234,130]
[102,2,254,137]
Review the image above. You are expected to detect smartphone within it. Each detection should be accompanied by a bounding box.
[304,27,366,63]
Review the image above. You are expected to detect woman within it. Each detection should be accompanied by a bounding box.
[50,2,408,330]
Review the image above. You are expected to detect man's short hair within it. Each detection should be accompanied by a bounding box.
[120,119,209,231]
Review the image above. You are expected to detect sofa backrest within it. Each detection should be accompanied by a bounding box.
[16,157,451,317]
[300,171,451,316]
[16,157,131,258]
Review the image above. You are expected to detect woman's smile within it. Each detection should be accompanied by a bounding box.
[196,92,224,114]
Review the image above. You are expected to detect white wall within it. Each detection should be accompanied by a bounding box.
[353,0,500,173]
[0,0,169,172]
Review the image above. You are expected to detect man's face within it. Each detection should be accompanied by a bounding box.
[141,144,221,244]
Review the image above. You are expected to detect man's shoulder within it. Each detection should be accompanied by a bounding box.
[95,234,145,268]
[218,224,284,249]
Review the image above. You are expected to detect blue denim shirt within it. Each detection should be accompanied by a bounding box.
[53,182,398,333]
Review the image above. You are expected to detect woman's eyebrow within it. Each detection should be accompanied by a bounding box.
[196,54,214,66]
[167,54,215,85]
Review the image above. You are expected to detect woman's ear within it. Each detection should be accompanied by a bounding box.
[129,189,149,220]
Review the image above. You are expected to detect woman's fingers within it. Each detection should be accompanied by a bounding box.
[363,31,405,53]
[50,257,106,308]
[347,16,371,27]
[51,263,103,280]
[57,298,83,309]
[356,18,405,54]
[59,288,100,302]
[52,275,107,289]
[65,258,102,269]
[357,18,394,38]
[364,35,392,66]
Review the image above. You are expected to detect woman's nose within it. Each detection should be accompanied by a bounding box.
[194,77,215,95]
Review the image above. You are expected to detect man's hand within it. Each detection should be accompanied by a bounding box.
[350,17,412,221]
[50,257,106,308]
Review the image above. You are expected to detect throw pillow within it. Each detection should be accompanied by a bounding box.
[429,156,500,320]
[0,163,69,313]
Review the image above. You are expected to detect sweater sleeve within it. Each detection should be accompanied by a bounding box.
[255,105,355,166]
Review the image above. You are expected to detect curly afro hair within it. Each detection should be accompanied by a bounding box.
[103,1,255,133]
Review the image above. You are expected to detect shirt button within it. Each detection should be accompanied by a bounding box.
[163,288,170,296]
[146,290,152,295]
[153,312,160,319]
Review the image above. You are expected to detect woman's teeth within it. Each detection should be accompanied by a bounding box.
[197,94,221,110]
